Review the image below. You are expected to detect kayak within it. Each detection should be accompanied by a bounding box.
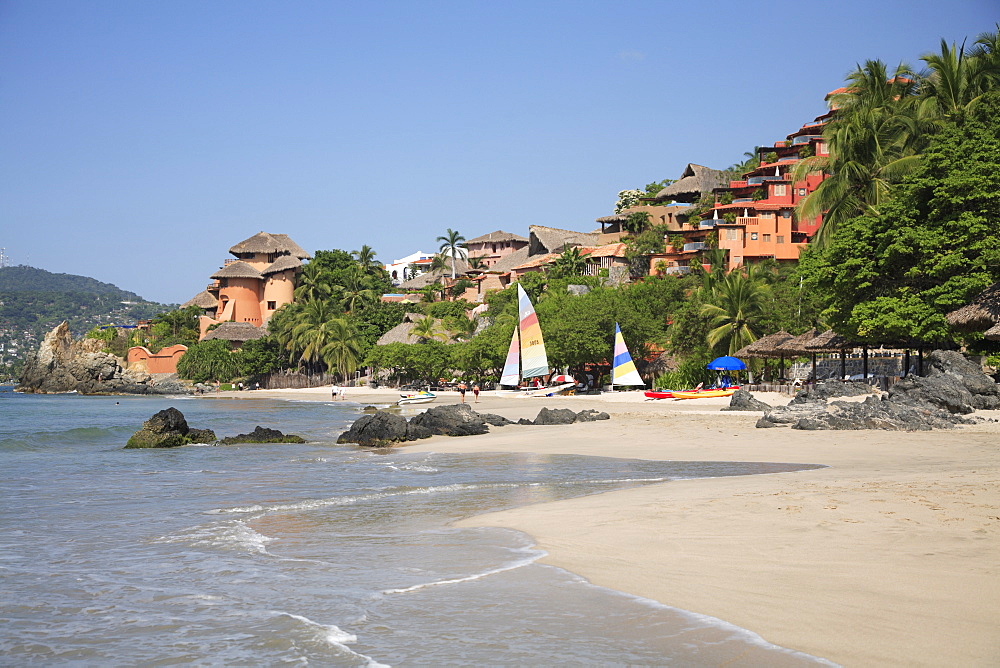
[671,388,737,400]
[645,386,739,400]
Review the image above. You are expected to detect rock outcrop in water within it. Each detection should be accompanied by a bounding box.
[18,322,190,395]
[757,351,998,431]
[337,404,609,447]
[125,408,216,448]
[218,426,306,445]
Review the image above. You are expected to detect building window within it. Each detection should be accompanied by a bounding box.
[777,236,785,244]
[798,188,807,196]
[267,301,277,310]
[726,228,738,241]
[750,232,758,241]
[762,234,771,242]
[782,210,792,218]
[773,184,787,196]
[818,142,828,154]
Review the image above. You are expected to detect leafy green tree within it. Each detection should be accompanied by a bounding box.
[548,247,590,279]
[177,339,240,383]
[411,316,447,343]
[237,336,287,377]
[800,92,1000,344]
[437,228,467,279]
[320,318,363,382]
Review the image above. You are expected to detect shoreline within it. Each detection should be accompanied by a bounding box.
[203,386,1000,666]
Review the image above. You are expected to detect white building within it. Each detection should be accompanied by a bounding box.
[384,251,434,286]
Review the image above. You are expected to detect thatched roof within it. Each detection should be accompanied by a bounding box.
[654,164,729,203]
[211,261,263,280]
[397,258,473,289]
[180,290,218,310]
[262,255,302,275]
[487,247,531,274]
[229,232,310,259]
[467,230,528,244]
[375,313,454,345]
[775,328,819,356]
[529,225,600,255]
[946,282,1000,332]
[985,322,1000,341]
[203,322,268,342]
[595,213,629,224]
[804,329,854,351]
[735,331,794,358]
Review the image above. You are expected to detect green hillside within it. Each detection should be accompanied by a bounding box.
[0,265,176,381]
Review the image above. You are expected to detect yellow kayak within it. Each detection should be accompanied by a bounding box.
[671,389,737,400]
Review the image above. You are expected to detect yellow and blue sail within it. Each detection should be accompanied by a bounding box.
[612,323,644,386]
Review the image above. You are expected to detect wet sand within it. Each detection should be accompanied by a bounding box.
[217,386,1000,666]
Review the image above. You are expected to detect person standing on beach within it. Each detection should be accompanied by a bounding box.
[472,383,480,403]
[331,385,339,400]
[457,382,467,403]
[339,385,346,401]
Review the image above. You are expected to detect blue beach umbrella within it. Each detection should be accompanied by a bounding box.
[706,356,747,371]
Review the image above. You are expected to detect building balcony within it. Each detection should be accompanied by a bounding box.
[733,197,754,203]
[728,180,748,188]
[737,216,759,226]
[793,134,823,145]
[699,220,717,230]
[663,265,691,275]
[683,242,708,252]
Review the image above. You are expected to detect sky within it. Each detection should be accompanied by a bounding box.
[1,0,996,304]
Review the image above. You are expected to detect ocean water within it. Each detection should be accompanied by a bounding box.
[0,388,832,666]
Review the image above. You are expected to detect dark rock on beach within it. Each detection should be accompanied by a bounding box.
[573,409,610,422]
[721,389,772,412]
[532,407,578,425]
[337,411,410,447]
[757,351,998,431]
[407,404,491,437]
[219,426,306,445]
[788,380,876,405]
[125,407,216,448]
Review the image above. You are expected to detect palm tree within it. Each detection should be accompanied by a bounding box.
[549,246,590,278]
[336,266,376,314]
[700,266,773,355]
[293,262,332,302]
[320,318,362,383]
[437,228,467,279]
[443,314,477,341]
[351,245,381,274]
[919,38,992,119]
[287,300,349,374]
[792,60,923,245]
[467,255,489,271]
[411,316,444,342]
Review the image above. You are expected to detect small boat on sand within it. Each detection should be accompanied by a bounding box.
[397,391,436,406]
[644,390,675,399]
[670,388,737,400]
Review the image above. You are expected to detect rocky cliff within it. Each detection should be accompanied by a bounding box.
[17,322,190,395]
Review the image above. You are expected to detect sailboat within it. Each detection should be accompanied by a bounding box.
[498,285,568,395]
[610,323,644,392]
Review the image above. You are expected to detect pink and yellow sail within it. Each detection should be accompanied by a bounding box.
[499,285,550,386]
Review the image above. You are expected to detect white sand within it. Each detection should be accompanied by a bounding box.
[213,386,1000,666]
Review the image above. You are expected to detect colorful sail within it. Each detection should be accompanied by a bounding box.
[499,326,520,387]
[517,284,549,378]
[612,323,644,386]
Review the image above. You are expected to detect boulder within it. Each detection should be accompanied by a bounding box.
[721,389,772,412]
[18,322,192,395]
[337,411,410,446]
[889,350,1000,414]
[480,412,514,427]
[125,407,216,448]
[219,426,306,445]
[575,409,610,422]
[532,407,578,425]
[407,403,490,437]
[757,395,977,431]
[788,380,877,405]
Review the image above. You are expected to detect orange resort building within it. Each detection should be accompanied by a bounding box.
[183,232,310,340]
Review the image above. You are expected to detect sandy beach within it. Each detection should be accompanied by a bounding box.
[218,386,1000,666]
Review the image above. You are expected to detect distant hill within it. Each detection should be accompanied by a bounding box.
[0,265,177,380]
[0,265,143,299]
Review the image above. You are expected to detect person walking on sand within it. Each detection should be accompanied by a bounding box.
[331,384,339,400]
[472,383,480,403]
[457,382,467,403]
[339,385,346,401]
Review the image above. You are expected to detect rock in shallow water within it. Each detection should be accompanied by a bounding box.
[125,407,216,448]
[219,426,305,445]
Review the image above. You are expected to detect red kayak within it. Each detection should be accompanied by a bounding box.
[645,386,740,400]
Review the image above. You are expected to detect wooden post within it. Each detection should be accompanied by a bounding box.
[840,348,847,380]
[918,348,924,375]
[810,352,817,386]
[863,345,869,382]
[903,349,910,377]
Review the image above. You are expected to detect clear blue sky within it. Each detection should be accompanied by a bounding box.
[1,0,996,304]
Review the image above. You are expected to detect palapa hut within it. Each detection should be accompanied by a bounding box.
[735,331,793,381]
[947,282,1000,340]
[203,321,269,348]
[375,313,455,346]
[804,329,854,380]
[653,164,730,203]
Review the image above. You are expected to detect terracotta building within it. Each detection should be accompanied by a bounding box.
[464,231,529,268]
[183,232,310,340]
